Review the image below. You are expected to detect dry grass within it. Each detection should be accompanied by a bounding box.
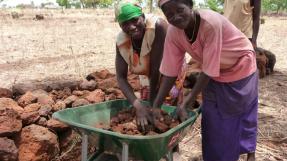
[0,9,119,88]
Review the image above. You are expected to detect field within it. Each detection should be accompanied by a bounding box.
[0,8,287,160]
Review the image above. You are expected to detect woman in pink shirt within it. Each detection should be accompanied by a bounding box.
[152,0,258,160]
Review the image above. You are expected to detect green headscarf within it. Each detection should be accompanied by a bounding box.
[116,2,143,24]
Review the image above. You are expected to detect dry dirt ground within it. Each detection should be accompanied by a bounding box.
[0,9,287,161]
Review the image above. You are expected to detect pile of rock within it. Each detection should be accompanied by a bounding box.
[0,69,140,161]
[255,47,276,78]
[107,108,180,135]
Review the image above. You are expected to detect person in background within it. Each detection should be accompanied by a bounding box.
[152,0,259,160]
[223,0,261,48]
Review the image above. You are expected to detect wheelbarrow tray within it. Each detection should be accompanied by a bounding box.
[53,99,200,161]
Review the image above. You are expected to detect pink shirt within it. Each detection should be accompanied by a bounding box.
[160,10,257,82]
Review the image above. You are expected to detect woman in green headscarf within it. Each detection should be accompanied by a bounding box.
[115,2,168,128]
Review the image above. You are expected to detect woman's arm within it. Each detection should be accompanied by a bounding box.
[149,18,168,104]
[116,46,151,128]
[152,75,177,108]
[181,72,210,108]
[176,72,210,121]
[115,46,137,104]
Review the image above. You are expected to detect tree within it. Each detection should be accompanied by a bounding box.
[97,0,113,7]
[270,0,287,13]
[80,0,112,8]
[149,0,153,13]
[204,0,224,12]
[262,0,287,14]
[200,0,287,14]
[56,0,70,8]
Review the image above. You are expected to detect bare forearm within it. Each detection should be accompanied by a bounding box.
[182,72,210,106]
[149,19,167,104]
[117,77,137,104]
[115,46,138,105]
[252,0,261,44]
[152,75,177,108]
[149,72,160,104]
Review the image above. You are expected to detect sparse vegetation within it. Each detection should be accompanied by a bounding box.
[56,0,113,8]
[204,0,224,13]
[262,0,287,14]
[200,0,287,15]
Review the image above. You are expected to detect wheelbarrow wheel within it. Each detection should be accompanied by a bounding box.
[93,153,119,161]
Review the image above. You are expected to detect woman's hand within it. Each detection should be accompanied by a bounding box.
[133,99,151,130]
[176,103,189,122]
[176,72,210,121]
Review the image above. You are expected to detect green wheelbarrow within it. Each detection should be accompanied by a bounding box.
[52,99,201,161]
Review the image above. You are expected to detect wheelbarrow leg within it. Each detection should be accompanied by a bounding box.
[121,142,129,161]
[81,134,88,161]
[165,151,173,161]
